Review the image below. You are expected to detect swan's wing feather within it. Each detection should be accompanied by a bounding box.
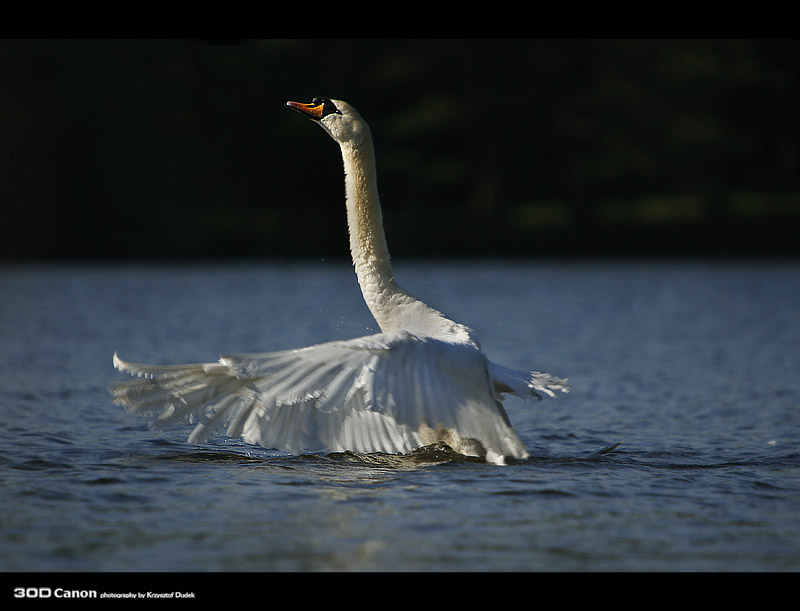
[488,360,570,400]
[111,331,532,462]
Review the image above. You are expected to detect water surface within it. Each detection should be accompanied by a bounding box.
[1,259,799,571]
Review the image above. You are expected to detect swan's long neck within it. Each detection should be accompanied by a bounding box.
[338,137,477,346]
[340,139,394,300]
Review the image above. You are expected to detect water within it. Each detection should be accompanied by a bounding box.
[1,259,799,572]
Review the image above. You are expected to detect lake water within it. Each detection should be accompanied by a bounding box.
[1,259,799,573]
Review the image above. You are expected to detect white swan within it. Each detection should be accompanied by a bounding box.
[110,97,569,465]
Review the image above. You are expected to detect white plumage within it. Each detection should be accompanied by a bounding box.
[110,97,568,465]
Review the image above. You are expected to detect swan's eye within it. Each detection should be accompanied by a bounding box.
[312,97,341,118]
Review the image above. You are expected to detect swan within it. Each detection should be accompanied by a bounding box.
[110,97,569,465]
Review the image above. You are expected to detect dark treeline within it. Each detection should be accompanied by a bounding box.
[1,39,798,260]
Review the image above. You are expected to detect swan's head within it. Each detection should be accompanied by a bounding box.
[286,97,370,145]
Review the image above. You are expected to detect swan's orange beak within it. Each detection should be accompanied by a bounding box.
[285,100,325,121]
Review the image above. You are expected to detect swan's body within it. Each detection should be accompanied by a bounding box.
[111,97,569,465]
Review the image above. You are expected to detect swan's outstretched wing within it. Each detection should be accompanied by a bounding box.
[111,330,560,463]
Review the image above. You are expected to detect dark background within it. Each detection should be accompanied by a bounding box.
[2,39,797,261]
